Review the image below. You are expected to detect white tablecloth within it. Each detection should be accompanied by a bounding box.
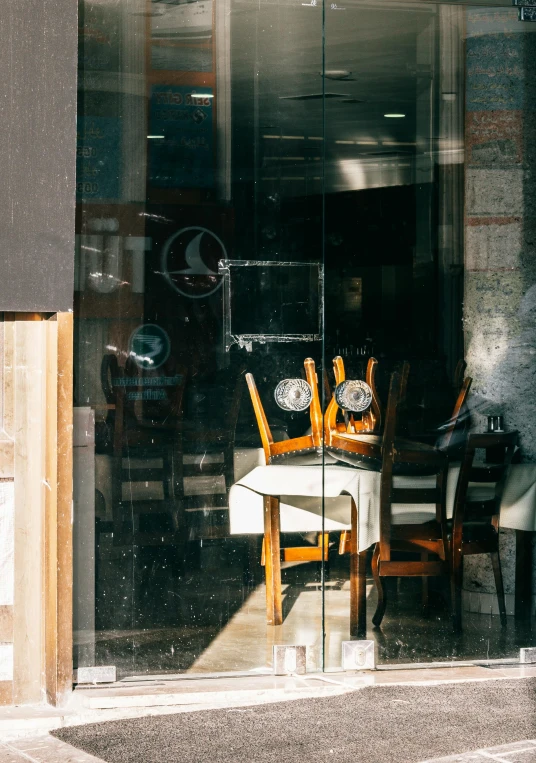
[229,458,536,552]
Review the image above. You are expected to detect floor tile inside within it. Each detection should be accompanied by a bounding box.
[80,540,536,678]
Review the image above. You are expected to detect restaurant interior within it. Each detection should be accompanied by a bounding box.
[73,0,536,678]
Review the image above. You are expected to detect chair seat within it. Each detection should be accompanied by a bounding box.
[446,517,497,543]
[392,507,437,525]
[327,434,443,475]
[270,447,319,464]
[467,486,495,502]
[270,450,342,466]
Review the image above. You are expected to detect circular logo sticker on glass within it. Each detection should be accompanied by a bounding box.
[161,226,226,299]
[274,378,313,412]
[129,324,171,370]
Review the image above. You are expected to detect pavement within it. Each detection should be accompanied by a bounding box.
[0,665,534,763]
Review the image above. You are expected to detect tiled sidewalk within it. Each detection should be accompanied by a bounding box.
[422,740,536,762]
[0,737,104,763]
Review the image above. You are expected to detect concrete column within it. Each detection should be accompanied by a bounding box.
[463,8,536,612]
[464,8,535,455]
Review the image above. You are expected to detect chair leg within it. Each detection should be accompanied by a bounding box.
[371,543,387,627]
[263,496,282,626]
[421,551,429,611]
[491,550,508,627]
[349,498,366,636]
[451,548,463,632]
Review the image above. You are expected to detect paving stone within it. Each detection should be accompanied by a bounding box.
[422,740,536,762]
[0,737,105,763]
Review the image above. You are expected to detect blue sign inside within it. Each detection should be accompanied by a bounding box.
[129,324,171,371]
[149,85,214,189]
[76,117,121,201]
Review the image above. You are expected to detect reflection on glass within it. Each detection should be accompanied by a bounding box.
[74,0,324,678]
[73,0,535,680]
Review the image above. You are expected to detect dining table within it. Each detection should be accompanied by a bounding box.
[230,448,536,623]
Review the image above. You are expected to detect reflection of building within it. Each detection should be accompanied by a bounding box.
[3,0,536,714]
[151,0,213,41]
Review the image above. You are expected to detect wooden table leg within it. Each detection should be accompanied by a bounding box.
[515,529,533,621]
[350,498,367,637]
[263,495,282,626]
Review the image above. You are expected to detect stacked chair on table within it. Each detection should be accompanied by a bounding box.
[246,353,511,633]
[245,355,385,633]
[324,356,382,555]
[246,358,330,571]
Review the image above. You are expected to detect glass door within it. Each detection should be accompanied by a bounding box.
[322,0,536,668]
[74,0,536,680]
[74,0,327,678]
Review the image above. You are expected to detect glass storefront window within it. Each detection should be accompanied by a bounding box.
[74,0,536,678]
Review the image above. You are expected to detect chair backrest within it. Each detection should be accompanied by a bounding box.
[378,370,402,559]
[454,359,467,394]
[226,365,247,437]
[325,356,382,438]
[437,376,472,454]
[322,367,332,408]
[399,360,410,407]
[305,357,323,448]
[245,373,274,463]
[378,368,449,560]
[246,358,322,465]
[101,353,120,407]
[451,431,518,543]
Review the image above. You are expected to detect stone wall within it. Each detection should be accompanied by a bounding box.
[464,8,536,461]
[463,8,536,609]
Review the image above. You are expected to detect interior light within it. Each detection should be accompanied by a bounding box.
[147,135,164,139]
[192,93,214,98]
[384,113,405,118]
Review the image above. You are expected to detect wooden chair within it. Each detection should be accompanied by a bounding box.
[370,371,451,627]
[181,364,246,539]
[436,376,472,456]
[323,356,382,556]
[450,431,518,630]
[246,358,323,465]
[246,359,329,620]
[337,372,472,611]
[454,359,467,395]
[325,366,451,627]
[325,362,410,472]
[109,356,188,549]
[326,356,382,435]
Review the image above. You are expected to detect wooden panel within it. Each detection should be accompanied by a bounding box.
[0,318,15,480]
[0,443,14,479]
[13,317,47,705]
[3,319,14,441]
[45,317,59,705]
[0,606,13,642]
[0,313,73,707]
[0,681,13,706]
[55,313,73,704]
[45,313,73,706]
